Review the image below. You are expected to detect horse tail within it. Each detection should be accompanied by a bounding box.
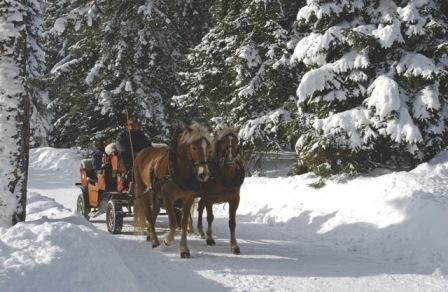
[133,199,146,234]
[133,172,147,234]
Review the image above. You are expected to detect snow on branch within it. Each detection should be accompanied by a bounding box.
[366,75,401,118]
[292,27,345,66]
[372,21,404,48]
[396,52,437,79]
[313,107,369,149]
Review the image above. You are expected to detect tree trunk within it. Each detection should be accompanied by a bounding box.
[0,0,30,227]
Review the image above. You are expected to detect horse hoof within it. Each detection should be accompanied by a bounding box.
[180,251,191,258]
[206,238,216,246]
[152,241,160,248]
[163,239,172,246]
[146,235,151,242]
[231,247,240,255]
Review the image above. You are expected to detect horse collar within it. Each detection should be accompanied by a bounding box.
[214,160,245,189]
[168,148,203,193]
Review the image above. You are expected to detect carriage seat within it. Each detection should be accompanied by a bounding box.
[81,159,95,180]
[105,143,117,155]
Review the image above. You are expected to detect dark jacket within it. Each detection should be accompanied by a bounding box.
[116,129,152,155]
[92,149,104,172]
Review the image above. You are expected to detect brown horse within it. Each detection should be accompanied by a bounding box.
[133,123,213,258]
[197,127,245,254]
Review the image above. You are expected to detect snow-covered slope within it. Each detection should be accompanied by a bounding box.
[236,154,448,273]
[1,147,448,291]
[0,193,143,291]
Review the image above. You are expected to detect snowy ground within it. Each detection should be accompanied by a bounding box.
[2,147,448,291]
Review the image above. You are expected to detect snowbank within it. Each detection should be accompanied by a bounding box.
[27,147,82,209]
[227,151,448,273]
[29,147,81,175]
[0,192,144,291]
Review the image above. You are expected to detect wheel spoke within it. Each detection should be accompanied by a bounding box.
[107,200,123,234]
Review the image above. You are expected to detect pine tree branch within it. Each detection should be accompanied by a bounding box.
[93,0,104,15]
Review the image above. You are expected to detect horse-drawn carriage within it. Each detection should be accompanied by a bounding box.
[75,144,132,234]
[75,124,245,257]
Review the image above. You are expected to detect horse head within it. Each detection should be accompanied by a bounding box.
[176,122,213,182]
[214,127,241,166]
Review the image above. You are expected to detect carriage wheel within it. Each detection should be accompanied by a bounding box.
[106,200,123,234]
[76,192,90,220]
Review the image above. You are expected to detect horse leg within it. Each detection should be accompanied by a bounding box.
[143,191,160,248]
[205,202,215,246]
[147,194,160,242]
[163,197,176,246]
[229,195,240,254]
[152,195,160,226]
[179,195,194,258]
[197,199,205,238]
[187,202,195,234]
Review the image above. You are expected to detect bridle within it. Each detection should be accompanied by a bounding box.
[145,130,212,196]
[211,134,245,190]
[186,138,212,169]
[217,134,240,166]
[192,160,210,166]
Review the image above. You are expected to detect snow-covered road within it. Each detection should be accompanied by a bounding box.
[95,216,448,292]
[2,147,448,291]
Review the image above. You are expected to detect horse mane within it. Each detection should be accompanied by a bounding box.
[213,127,240,153]
[169,127,184,150]
[179,122,212,145]
[167,122,211,192]
[215,127,239,142]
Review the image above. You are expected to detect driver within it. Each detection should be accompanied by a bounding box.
[115,116,152,181]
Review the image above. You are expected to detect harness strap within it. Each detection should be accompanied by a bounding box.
[141,147,203,198]
[214,160,245,189]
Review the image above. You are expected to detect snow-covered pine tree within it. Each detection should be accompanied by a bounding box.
[27,0,52,146]
[41,0,101,147]
[168,0,213,50]
[43,0,72,70]
[44,0,181,147]
[174,0,300,151]
[292,0,448,176]
[0,0,31,226]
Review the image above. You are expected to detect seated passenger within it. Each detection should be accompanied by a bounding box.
[92,139,105,176]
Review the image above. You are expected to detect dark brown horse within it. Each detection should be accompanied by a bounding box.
[197,127,245,254]
[133,123,213,258]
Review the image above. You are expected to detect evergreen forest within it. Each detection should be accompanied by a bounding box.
[18,0,448,176]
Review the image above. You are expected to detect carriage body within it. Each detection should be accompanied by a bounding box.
[75,147,132,234]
